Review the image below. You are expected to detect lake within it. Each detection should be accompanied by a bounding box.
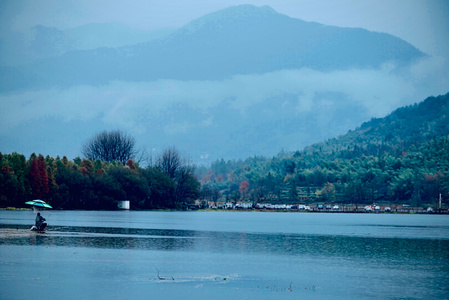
[1,210,448,299]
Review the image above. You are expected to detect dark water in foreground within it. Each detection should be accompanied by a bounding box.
[0,211,448,299]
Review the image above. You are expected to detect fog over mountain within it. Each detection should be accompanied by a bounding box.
[0,24,175,66]
[0,4,448,164]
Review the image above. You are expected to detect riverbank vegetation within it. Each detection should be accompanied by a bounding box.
[0,148,200,210]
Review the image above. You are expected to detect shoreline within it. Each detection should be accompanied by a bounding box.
[1,207,448,215]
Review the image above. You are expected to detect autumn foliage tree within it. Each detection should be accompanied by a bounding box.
[0,148,202,210]
[239,180,249,200]
[29,154,49,199]
[317,182,336,202]
[126,159,136,170]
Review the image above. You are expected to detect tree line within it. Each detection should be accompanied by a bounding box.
[0,147,200,210]
[197,136,448,207]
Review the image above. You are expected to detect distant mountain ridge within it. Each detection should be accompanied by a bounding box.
[0,4,425,91]
[179,5,280,33]
[0,23,174,66]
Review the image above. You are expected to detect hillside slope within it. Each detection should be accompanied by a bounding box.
[304,92,449,156]
[199,92,449,206]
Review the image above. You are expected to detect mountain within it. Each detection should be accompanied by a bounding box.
[0,23,174,67]
[0,25,75,66]
[64,23,174,50]
[198,92,449,206]
[303,92,449,156]
[0,5,425,91]
[0,5,436,164]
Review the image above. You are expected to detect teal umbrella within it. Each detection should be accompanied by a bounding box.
[25,199,53,209]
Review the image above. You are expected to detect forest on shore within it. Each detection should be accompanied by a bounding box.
[0,148,200,210]
[1,93,448,210]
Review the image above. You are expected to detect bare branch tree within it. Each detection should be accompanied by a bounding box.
[156,147,200,203]
[82,130,138,164]
[156,147,181,179]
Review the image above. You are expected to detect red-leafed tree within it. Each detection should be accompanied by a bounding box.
[239,180,249,200]
[126,159,136,170]
[80,167,89,175]
[29,154,49,199]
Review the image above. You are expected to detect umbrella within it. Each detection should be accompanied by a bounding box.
[25,199,53,209]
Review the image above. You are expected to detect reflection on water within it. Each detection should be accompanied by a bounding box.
[2,224,448,267]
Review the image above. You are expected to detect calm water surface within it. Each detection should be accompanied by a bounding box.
[1,211,448,299]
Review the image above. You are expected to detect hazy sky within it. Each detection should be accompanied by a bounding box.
[1,0,448,57]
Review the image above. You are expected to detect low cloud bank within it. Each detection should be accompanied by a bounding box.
[1,56,447,160]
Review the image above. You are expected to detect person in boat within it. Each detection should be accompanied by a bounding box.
[35,212,47,231]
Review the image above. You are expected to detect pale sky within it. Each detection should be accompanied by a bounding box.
[1,0,448,57]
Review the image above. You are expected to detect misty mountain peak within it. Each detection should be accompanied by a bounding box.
[205,4,279,19]
[0,4,426,90]
[181,5,282,34]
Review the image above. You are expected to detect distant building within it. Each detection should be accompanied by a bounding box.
[118,200,130,210]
